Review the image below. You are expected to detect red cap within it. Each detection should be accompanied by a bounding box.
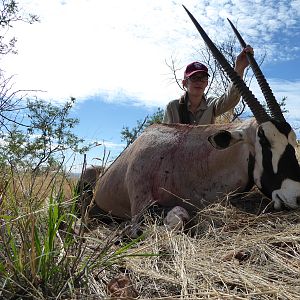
[184,62,210,78]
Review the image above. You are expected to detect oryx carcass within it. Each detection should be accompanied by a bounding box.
[80,6,300,231]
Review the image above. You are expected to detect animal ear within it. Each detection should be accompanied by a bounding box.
[208,129,245,150]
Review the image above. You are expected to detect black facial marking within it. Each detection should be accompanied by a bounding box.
[243,153,255,192]
[257,127,271,148]
[277,144,300,181]
[271,120,292,137]
[259,142,280,198]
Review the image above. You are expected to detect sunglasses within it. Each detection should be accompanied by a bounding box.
[187,75,209,82]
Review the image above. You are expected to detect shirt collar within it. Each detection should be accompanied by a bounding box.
[185,92,208,111]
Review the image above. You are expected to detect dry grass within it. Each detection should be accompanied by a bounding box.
[78,125,300,299]
[2,154,300,299]
[83,191,300,299]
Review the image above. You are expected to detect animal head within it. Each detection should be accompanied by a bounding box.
[183,6,300,209]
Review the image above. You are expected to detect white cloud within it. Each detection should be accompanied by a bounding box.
[270,79,300,117]
[1,0,299,109]
[292,0,300,13]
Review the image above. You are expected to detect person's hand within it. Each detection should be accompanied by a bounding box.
[234,45,254,76]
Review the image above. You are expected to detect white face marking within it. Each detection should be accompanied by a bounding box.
[272,179,300,209]
[261,122,288,174]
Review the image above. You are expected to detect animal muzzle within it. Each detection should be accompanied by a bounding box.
[273,192,300,210]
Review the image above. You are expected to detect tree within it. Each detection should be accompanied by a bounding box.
[0,97,90,172]
[0,1,39,129]
[0,2,90,172]
[167,32,272,123]
[0,0,38,55]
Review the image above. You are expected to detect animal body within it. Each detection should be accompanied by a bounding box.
[79,7,300,229]
[87,118,299,219]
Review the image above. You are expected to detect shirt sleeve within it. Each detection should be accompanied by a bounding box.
[163,103,173,123]
[163,100,180,124]
[210,83,241,117]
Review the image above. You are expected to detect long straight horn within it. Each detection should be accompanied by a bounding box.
[182,5,269,124]
[227,18,285,122]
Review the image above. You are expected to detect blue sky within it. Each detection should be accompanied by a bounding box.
[1,0,300,172]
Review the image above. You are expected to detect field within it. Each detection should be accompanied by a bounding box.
[0,166,300,299]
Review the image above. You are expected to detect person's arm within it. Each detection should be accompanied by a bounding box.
[234,45,253,77]
[163,104,173,124]
[211,83,241,116]
[212,46,253,117]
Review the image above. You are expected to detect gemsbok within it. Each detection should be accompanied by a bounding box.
[78,6,300,233]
